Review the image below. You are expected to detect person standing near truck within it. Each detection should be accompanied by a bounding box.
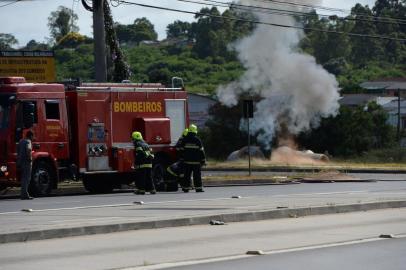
[181,124,206,192]
[175,128,188,161]
[17,130,34,200]
[132,131,156,195]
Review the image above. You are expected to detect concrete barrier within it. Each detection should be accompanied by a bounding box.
[1,200,405,244]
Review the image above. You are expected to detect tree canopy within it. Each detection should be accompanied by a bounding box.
[48,6,79,43]
[0,33,18,50]
[115,17,158,45]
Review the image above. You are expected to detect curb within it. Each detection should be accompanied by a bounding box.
[1,200,405,244]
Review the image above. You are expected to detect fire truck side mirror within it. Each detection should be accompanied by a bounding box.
[22,102,35,128]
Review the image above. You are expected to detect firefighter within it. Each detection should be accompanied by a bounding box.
[166,160,184,186]
[175,128,189,160]
[132,131,156,195]
[17,130,34,200]
[181,124,206,192]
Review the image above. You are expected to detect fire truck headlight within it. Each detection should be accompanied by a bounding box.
[0,166,7,172]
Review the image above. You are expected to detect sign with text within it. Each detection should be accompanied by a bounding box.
[0,51,55,82]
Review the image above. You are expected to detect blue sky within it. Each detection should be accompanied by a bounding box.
[0,0,376,47]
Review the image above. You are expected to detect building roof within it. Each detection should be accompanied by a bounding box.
[188,92,216,101]
[360,78,406,91]
[339,94,377,106]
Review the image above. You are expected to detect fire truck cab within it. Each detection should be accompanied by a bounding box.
[0,77,188,195]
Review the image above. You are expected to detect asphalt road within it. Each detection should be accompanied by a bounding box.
[2,180,406,213]
[168,237,406,270]
[0,208,405,270]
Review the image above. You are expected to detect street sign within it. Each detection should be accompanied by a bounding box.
[0,51,56,82]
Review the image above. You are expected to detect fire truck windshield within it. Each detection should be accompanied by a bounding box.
[0,96,11,129]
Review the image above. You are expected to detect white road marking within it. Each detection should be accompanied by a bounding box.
[0,197,252,214]
[120,235,406,270]
[0,190,401,215]
[272,190,369,197]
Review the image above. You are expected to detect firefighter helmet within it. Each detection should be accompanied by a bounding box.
[189,124,198,134]
[182,128,189,137]
[132,131,143,141]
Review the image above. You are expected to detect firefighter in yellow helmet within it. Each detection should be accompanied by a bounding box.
[180,124,206,192]
[175,128,189,160]
[132,131,156,195]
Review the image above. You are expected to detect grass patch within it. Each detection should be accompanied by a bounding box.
[203,174,292,183]
[206,156,406,171]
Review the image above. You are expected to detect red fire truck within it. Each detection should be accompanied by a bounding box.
[0,77,188,195]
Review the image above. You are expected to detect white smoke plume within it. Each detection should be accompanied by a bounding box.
[217,0,340,150]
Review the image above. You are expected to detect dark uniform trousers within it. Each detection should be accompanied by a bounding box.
[183,163,202,189]
[136,168,155,192]
[20,161,32,198]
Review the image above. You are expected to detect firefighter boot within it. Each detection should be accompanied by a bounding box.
[196,187,205,192]
[149,190,156,195]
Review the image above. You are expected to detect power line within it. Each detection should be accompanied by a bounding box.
[251,0,348,13]
[251,0,406,24]
[117,1,406,42]
[0,0,21,8]
[177,0,406,25]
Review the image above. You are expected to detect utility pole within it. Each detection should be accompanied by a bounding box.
[243,100,254,176]
[93,0,107,82]
[398,89,401,142]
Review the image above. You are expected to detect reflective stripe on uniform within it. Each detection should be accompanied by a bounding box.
[167,167,177,177]
[185,161,201,165]
[184,144,200,149]
[136,147,143,151]
[140,164,152,168]
[135,164,153,169]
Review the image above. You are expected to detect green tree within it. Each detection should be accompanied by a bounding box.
[166,20,191,39]
[191,7,253,59]
[350,4,384,66]
[133,17,158,43]
[22,40,50,51]
[56,32,92,49]
[54,44,94,80]
[193,7,222,58]
[115,17,157,45]
[0,33,18,50]
[299,103,396,157]
[114,23,134,43]
[48,6,79,43]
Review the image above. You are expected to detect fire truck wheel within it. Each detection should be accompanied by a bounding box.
[152,163,166,192]
[30,161,55,196]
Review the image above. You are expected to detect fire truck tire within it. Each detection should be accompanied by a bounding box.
[30,161,55,196]
[83,175,114,194]
[152,163,166,192]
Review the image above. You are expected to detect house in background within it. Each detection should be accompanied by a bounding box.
[339,94,380,108]
[360,78,406,145]
[187,93,216,129]
[360,78,406,97]
[339,94,398,108]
